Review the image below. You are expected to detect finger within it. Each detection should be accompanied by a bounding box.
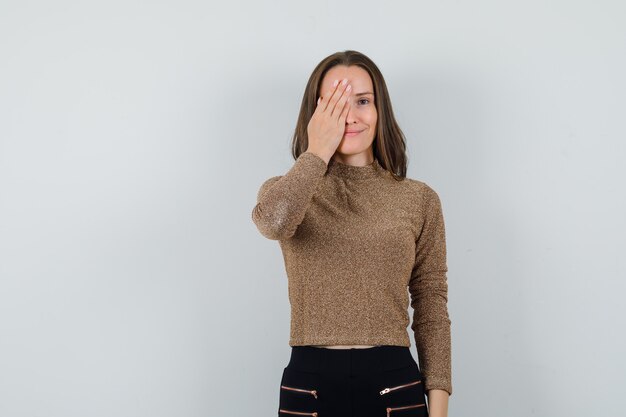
[338,93,351,124]
[314,95,325,116]
[331,83,351,118]
[319,80,338,112]
[326,78,348,113]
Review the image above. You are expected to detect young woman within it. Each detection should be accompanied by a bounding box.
[252,50,451,417]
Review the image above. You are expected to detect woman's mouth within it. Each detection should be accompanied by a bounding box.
[344,130,363,137]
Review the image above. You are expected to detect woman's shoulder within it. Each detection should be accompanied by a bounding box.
[384,173,441,201]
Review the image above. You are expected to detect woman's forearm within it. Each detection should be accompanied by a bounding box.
[427,389,449,417]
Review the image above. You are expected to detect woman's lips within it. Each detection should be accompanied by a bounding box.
[344,130,363,137]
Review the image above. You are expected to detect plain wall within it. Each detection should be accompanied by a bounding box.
[1,1,625,416]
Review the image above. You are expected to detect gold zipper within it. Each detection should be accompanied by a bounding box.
[386,403,426,416]
[379,379,422,395]
[278,409,318,416]
[280,385,318,399]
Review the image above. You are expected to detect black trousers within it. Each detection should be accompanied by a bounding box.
[278,345,429,417]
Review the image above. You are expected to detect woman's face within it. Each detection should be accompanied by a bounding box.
[319,65,377,162]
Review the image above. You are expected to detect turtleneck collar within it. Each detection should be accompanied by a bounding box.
[327,157,382,180]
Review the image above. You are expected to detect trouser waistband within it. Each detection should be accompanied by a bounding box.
[286,345,418,377]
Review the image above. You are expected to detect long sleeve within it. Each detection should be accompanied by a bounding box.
[251,151,328,240]
[408,184,452,396]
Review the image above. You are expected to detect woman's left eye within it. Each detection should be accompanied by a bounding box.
[358,98,370,105]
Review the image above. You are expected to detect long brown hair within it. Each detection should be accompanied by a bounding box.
[291,50,409,180]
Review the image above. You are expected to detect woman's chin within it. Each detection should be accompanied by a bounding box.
[337,141,372,155]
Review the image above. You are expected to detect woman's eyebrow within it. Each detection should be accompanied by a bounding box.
[354,91,374,96]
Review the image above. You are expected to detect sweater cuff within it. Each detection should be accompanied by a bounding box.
[424,376,452,396]
[299,151,328,172]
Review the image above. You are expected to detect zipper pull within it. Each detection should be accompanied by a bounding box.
[281,385,318,399]
[380,379,422,396]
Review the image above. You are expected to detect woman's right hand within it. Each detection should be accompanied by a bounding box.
[306,78,352,164]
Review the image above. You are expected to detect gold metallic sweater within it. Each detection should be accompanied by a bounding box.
[251,151,452,395]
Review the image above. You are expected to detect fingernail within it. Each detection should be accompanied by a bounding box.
[333,79,339,87]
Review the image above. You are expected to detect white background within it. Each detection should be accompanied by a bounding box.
[1,1,625,416]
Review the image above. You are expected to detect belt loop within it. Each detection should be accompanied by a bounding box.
[375,346,385,373]
[319,346,328,374]
[379,345,389,372]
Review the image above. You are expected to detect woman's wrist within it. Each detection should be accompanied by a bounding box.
[426,389,449,417]
[305,148,332,165]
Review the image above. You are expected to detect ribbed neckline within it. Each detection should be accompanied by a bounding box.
[327,157,382,180]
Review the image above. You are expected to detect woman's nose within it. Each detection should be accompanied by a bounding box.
[345,105,357,124]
